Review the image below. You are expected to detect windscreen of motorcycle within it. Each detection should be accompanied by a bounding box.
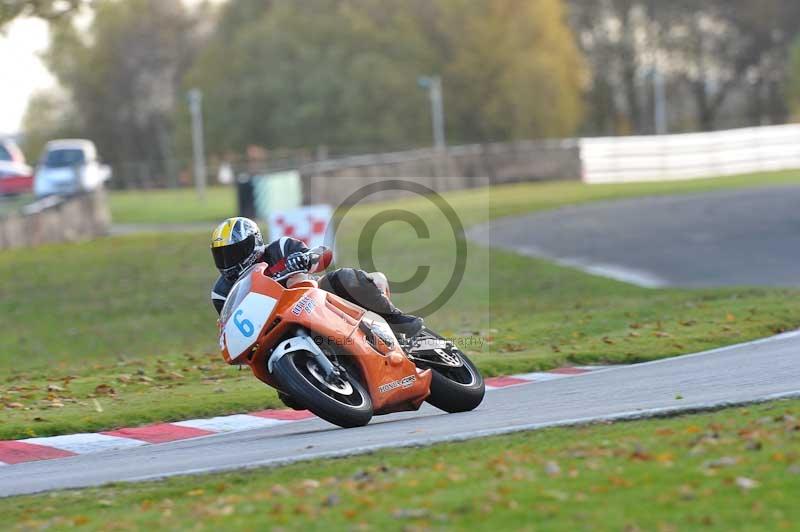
[220,268,254,326]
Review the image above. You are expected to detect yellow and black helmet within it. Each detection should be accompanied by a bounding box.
[210,217,265,280]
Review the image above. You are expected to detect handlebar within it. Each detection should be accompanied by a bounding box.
[270,267,310,282]
[266,246,332,282]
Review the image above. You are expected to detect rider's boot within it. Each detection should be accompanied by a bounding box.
[380,310,424,338]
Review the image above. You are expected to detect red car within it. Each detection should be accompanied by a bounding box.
[0,139,33,196]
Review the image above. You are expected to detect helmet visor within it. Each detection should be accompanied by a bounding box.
[212,234,255,271]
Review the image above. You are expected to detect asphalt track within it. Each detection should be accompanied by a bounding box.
[469,186,800,287]
[2,330,799,497]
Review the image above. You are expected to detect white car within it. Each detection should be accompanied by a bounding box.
[34,139,111,197]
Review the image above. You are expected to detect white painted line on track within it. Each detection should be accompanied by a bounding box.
[22,433,149,454]
[173,414,290,433]
[512,372,574,382]
[633,329,800,368]
[516,244,669,288]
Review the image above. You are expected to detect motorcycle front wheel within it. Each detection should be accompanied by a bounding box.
[272,350,373,428]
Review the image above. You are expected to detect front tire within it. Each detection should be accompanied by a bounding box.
[277,391,304,411]
[408,328,485,413]
[272,350,373,428]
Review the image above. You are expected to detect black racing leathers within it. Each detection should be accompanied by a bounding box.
[211,237,398,317]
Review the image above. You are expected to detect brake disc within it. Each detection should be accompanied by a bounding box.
[306,360,354,395]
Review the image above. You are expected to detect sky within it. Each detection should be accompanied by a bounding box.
[0,17,55,135]
[0,0,222,138]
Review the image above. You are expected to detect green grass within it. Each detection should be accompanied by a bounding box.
[2,171,800,440]
[108,186,236,224]
[473,169,800,221]
[5,399,800,530]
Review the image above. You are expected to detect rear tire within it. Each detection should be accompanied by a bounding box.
[427,356,485,413]
[409,328,485,413]
[272,350,373,428]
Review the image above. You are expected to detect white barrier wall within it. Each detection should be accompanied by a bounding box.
[581,124,800,184]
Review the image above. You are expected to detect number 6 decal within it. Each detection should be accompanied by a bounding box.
[233,309,255,337]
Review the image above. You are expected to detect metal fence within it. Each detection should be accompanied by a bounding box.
[103,123,800,190]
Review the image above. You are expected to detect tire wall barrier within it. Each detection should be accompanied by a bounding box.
[0,189,111,250]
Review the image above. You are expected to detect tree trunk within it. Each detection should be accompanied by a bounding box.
[617,2,643,133]
[691,80,715,131]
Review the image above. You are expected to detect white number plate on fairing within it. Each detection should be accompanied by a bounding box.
[223,293,277,360]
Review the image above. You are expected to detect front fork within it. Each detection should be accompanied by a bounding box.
[267,328,339,379]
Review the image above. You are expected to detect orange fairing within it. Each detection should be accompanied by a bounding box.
[219,263,431,415]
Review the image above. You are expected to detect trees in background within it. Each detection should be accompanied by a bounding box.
[21,0,584,185]
[31,0,203,184]
[183,0,584,156]
[181,0,428,156]
[656,0,800,131]
[19,89,81,159]
[789,37,800,120]
[0,0,85,29]
[14,0,800,186]
[570,0,800,135]
[438,0,584,142]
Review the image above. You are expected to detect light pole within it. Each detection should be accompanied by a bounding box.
[187,88,207,200]
[418,75,446,150]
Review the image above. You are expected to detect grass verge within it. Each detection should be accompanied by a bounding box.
[2,171,800,440]
[4,399,800,530]
[108,186,236,224]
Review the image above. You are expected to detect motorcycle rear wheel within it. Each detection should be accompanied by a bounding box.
[272,350,373,428]
[408,328,485,413]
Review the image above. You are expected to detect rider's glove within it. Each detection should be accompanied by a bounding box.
[285,252,310,272]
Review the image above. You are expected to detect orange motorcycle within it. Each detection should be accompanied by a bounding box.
[218,250,485,428]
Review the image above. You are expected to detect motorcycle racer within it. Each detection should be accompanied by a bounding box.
[210,217,424,338]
